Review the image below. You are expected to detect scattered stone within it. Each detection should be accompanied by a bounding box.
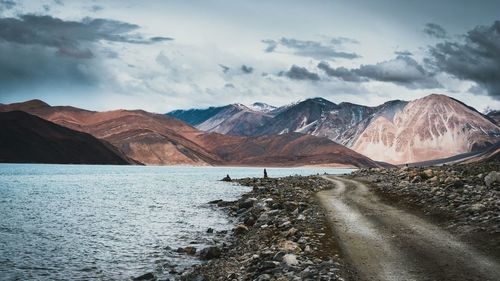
[133,272,156,281]
[177,246,197,255]
[286,227,298,237]
[259,260,279,271]
[484,171,500,187]
[238,198,257,209]
[278,240,301,253]
[243,216,256,227]
[272,251,286,261]
[233,224,248,235]
[282,254,299,266]
[199,246,221,260]
[422,169,434,178]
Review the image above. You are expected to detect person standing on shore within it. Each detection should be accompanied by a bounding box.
[264,169,268,179]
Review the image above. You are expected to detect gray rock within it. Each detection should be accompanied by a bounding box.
[233,224,248,235]
[244,216,256,227]
[133,272,156,281]
[259,261,279,271]
[177,246,197,255]
[283,254,299,266]
[273,251,286,261]
[485,171,500,187]
[238,198,257,209]
[199,246,221,260]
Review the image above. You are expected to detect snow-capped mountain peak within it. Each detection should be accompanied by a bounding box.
[247,102,277,113]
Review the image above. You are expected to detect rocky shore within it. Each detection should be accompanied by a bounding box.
[179,176,352,281]
[155,160,499,281]
[351,160,500,255]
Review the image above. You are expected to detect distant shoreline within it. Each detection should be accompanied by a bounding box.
[0,162,358,169]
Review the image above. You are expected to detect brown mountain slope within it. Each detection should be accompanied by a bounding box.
[195,132,382,167]
[0,111,133,164]
[0,101,220,165]
[0,100,381,167]
[352,94,499,164]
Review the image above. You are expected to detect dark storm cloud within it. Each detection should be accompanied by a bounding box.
[262,37,360,60]
[394,50,413,56]
[280,65,320,81]
[241,64,253,74]
[423,23,447,39]
[317,55,441,89]
[426,20,500,98]
[0,14,172,96]
[0,0,16,11]
[0,15,172,58]
[356,56,440,88]
[317,62,367,82]
[0,42,102,90]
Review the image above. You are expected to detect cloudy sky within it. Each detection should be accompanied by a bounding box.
[0,0,499,112]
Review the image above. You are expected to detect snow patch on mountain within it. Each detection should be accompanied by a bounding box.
[248,102,277,113]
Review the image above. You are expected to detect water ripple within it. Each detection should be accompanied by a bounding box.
[0,164,350,280]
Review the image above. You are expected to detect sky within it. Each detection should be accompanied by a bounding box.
[0,0,499,113]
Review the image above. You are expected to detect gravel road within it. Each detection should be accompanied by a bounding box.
[318,175,500,281]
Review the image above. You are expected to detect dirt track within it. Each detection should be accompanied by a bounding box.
[318,175,500,281]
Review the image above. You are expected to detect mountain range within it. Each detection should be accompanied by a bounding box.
[0,100,380,167]
[167,94,500,164]
[2,93,498,166]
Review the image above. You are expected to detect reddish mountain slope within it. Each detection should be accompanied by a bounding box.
[352,94,499,164]
[0,111,133,164]
[1,100,380,167]
[195,132,381,167]
[0,100,220,165]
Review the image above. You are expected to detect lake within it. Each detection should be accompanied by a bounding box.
[0,164,352,280]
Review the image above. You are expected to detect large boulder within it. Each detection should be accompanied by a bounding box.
[238,198,257,209]
[199,246,221,260]
[485,171,500,187]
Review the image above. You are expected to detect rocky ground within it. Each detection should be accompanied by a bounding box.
[351,160,500,256]
[178,176,353,281]
[138,160,500,281]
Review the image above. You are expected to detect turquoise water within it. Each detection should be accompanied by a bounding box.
[0,164,352,280]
